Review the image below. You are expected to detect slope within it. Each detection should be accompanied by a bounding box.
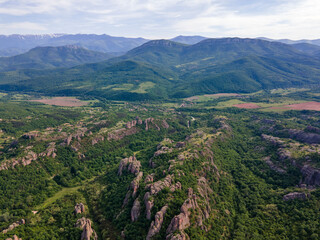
[0,45,113,71]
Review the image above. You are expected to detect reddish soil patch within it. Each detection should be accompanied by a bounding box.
[30,97,88,107]
[271,101,320,111]
[233,103,261,109]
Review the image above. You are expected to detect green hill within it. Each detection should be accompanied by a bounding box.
[1,38,320,100]
[0,45,113,71]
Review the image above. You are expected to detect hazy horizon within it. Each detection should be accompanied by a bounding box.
[0,0,319,40]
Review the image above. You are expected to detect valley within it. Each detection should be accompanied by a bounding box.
[0,88,320,239]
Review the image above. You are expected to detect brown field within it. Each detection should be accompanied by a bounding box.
[233,103,261,109]
[271,101,320,111]
[30,97,88,107]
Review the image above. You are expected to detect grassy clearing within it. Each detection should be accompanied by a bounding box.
[36,186,81,210]
[214,99,246,108]
[270,88,310,95]
[131,81,155,93]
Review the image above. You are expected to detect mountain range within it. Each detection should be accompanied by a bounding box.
[1,37,320,100]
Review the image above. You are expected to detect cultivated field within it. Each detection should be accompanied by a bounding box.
[30,97,88,107]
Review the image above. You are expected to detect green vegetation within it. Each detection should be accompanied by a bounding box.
[0,90,319,239]
[1,38,320,100]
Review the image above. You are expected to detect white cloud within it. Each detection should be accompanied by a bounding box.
[0,0,319,39]
[0,22,46,34]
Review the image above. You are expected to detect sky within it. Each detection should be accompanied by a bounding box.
[0,0,319,39]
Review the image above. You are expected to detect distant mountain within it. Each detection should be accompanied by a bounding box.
[170,35,207,44]
[119,38,312,68]
[257,37,320,46]
[0,34,149,57]
[0,45,113,71]
[1,38,320,100]
[290,43,320,55]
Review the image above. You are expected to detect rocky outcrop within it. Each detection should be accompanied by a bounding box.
[305,126,320,134]
[118,156,141,176]
[22,131,39,139]
[283,192,309,201]
[0,151,37,170]
[92,135,104,145]
[166,184,212,239]
[38,142,57,158]
[170,182,182,192]
[74,203,85,214]
[2,219,25,234]
[162,120,169,129]
[287,129,320,144]
[149,175,173,195]
[146,205,168,240]
[167,232,190,240]
[263,156,286,173]
[75,217,98,240]
[131,172,143,198]
[145,118,154,131]
[144,192,154,220]
[145,174,154,183]
[261,134,284,146]
[5,235,22,240]
[126,120,137,129]
[107,127,138,141]
[149,146,173,168]
[301,165,320,186]
[175,142,186,148]
[131,198,141,222]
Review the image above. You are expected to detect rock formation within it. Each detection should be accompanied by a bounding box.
[2,219,25,234]
[144,192,154,220]
[131,198,141,222]
[162,120,170,129]
[145,174,154,183]
[261,134,284,146]
[74,203,85,214]
[149,175,173,195]
[75,217,98,240]
[283,192,309,201]
[107,127,138,141]
[126,120,137,129]
[92,135,104,145]
[146,205,168,240]
[301,165,320,186]
[131,172,143,198]
[118,156,141,176]
[22,131,39,139]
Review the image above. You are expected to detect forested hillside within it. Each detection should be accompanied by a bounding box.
[1,38,320,100]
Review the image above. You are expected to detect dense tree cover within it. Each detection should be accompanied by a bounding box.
[1,94,320,239]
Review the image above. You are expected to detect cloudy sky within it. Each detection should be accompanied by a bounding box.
[0,0,319,39]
